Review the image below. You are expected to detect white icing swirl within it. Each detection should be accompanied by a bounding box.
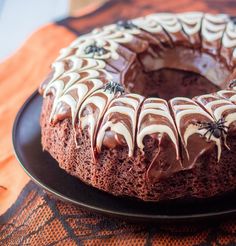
[132,16,163,33]
[49,78,105,124]
[217,89,236,104]
[94,23,141,38]
[233,48,236,61]
[177,12,203,36]
[170,97,222,161]
[136,98,179,158]
[47,65,112,124]
[222,21,236,48]
[195,94,236,153]
[148,13,182,33]
[78,89,116,151]
[44,58,107,96]
[58,23,141,61]
[196,94,236,128]
[201,13,229,42]
[96,94,144,156]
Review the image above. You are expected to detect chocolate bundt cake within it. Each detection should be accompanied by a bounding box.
[40,12,236,201]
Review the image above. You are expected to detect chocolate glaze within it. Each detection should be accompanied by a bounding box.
[139,46,231,88]
[170,98,219,169]
[132,16,173,48]
[40,12,236,183]
[221,47,233,67]
[146,133,182,182]
[177,12,203,47]
[97,94,144,156]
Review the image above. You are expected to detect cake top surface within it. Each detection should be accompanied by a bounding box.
[40,12,236,180]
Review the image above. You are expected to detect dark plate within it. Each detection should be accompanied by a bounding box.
[12,91,236,223]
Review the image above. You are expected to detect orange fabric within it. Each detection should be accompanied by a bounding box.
[1,181,236,245]
[0,24,76,214]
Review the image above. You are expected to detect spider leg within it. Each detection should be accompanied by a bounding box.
[203,128,211,137]
[218,121,227,126]
[198,122,207,129]
[217,118,222,123]
[105,83,111,93]
[218,125,229,130]
[104,84,108,92]
[222,129,228,134]
[115,84,119,93]
[112,85,116,94]
[220,118,226,124]
[223,125,229,129]
[208,130,213,141]
[199,123,210,130]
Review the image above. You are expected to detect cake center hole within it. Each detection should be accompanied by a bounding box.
[127,47,231,100]
[140,68,220,101]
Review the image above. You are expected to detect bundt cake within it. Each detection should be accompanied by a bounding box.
[39,12,236,201]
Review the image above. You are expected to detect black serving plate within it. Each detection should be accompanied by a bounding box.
[12,91,236,223]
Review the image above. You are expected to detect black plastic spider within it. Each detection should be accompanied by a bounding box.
[229,79,236,89]
[198,118,229,140]
[116,20,137,29]
[104,81,125,94]
[84,43,106,57]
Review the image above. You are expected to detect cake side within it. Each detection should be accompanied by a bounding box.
[41,94,236,201]
[39,12,236,201]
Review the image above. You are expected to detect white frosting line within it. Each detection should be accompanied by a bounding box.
[148,13,182,33]
[225,112,236,127]
[137,124,178,152]
[96,94,143,156]
[214,104,236,121]
[171,97,223,161]
[79,91,114,148]
[204,13,229,23]
[111,96,140,108]
[137,99,179,158]
[139,108,174,123]
[177,12,203,36]
[201,14,228,42]
[132,17,163,33]
[217,90,236,103]
[97,121,133,156]
[103,106,135,119]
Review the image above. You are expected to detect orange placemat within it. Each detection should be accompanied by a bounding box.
[1,0,236,244]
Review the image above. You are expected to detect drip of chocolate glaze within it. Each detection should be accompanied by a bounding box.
[146,133,182,182]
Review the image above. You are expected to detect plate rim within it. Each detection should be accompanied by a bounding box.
[12,90,236,222]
